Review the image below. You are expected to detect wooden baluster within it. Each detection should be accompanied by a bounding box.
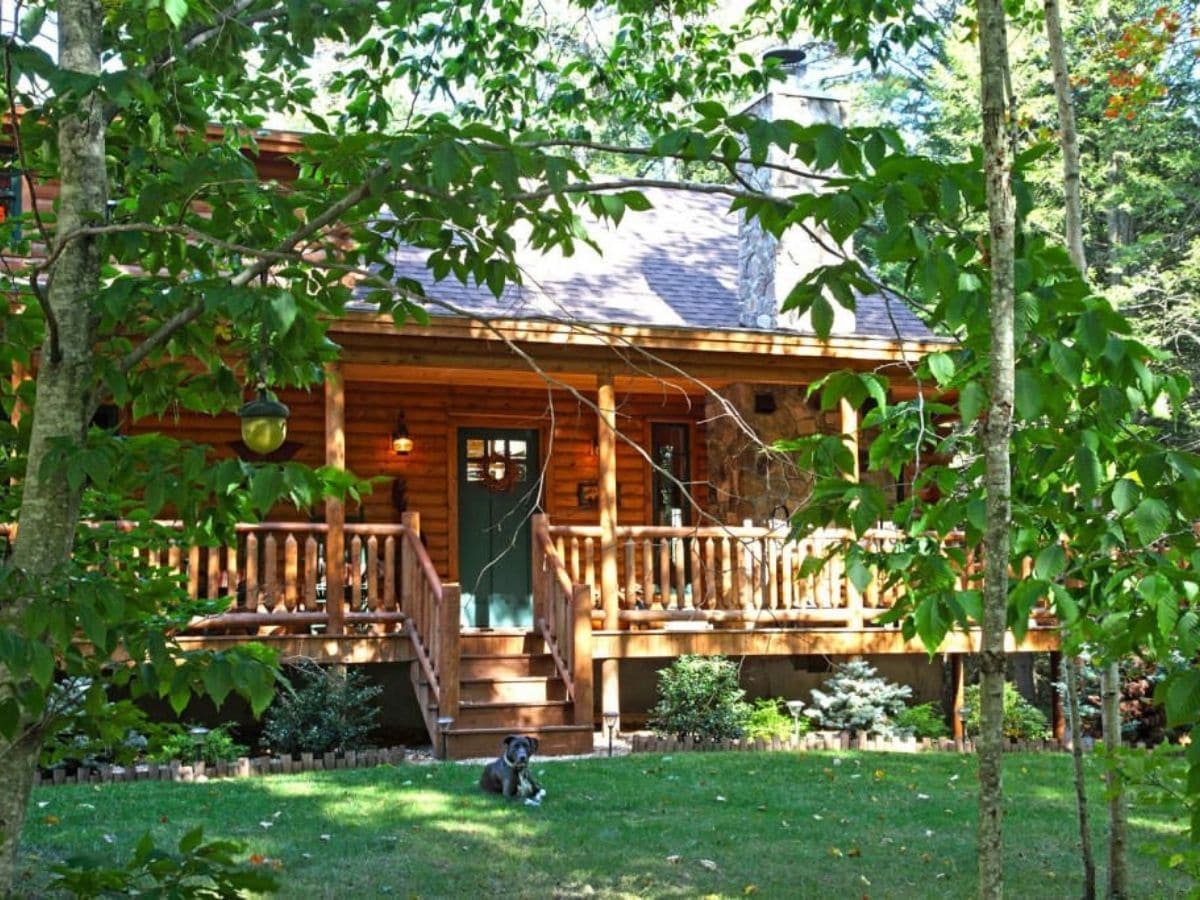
[734,540,747,609]
[827,543,845,611]
[677,535,691,609]
[624,539,636,610]
[438,585,462,720]
[570,537,581,587]
[689,535,703,609]
[572,583,594,727]
[350,535,363,612]
[766,536,779,610]
[304,536,319,612]
[367,535,381,633]
[756,538,768,610]
[720,538,733,609]
[225,542,238,611]
[584,537,596,604]
[781,540,794,610]
[263,534,278,612]
[283,534,299,617]
[245,534,258,612]
[642,538,656,610]
[401,514,419,621]
[704,537,716,609]
[187,545,201,600]
[659,536,672,608]
[556,536,566,574]
[168,543,182,578]
[384,536,396,619]
[207,545,221,601]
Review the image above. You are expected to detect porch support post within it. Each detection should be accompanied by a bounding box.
[597,372,621,728]
[839,397,859,481]
[951,652,966,747]
[1049,650,1065,743]
[324,362,346,636]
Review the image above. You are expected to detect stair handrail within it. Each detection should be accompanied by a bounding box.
[400,513,459,718]
[533,516,592,725]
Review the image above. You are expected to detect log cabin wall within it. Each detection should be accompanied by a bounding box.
[128,377,709,580]
[343,379,709,579]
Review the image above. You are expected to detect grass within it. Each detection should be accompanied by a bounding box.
[16,750,1192,898]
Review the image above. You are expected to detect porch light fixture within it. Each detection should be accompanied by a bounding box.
[238,388,290,455]
[391,412,414,456]
[603,710,619,757]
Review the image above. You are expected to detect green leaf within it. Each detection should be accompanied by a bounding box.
[1014,369,1042,420]
[810,294,834,338]
[1165,669,1200,727]
[29,642,54,689]
[927,352,955,386]
[163,0,188,28]
[19,6,47,41]
[203,657,234,708]
[847,557,872,593]
[1112,478,1140,515]
[179,826,204,854]
[1033,544,1066,580]
[1132,497,1171,545]
[960,381,986,426]
[0,697,18,740]
[1049,342,1083,387]
[914,595,948,653]
[1074,445,1101,501]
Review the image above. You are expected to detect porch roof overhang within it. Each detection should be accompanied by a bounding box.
[328,311,946,396]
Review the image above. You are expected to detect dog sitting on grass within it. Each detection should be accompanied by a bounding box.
[479,735,546,806]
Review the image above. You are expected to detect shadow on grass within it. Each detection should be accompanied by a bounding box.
[17,752,1194,899]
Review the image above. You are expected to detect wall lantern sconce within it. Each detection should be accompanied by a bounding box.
[238,388,290,455]
[392,412,414,456]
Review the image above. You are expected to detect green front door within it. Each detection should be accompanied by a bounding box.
[457,428,539,628]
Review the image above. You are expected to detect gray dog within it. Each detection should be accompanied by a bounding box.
[479,735,546,805]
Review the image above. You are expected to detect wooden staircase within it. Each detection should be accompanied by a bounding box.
[411,631,594,759]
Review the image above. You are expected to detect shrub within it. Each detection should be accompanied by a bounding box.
[804,660,912,737]
[49,828,277,897]
[745,698,806,741]
[648,655,751,742]
[262,661,382,755]
[963,682,1051,740]
[894,701,950,740]
[153,724,248,765]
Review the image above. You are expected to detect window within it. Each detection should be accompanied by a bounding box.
[651,422,690,526]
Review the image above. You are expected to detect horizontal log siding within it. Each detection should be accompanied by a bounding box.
[131,379,709,581]
[345,381,708,578]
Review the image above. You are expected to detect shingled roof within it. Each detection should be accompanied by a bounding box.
[363,188,934,342]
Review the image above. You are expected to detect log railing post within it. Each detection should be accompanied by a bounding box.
[571,583,594,727]
[324,362,346,636]
[400,511,419,620]
[438,583,462,719]
[532,513,549,626]
[597,372,621,731]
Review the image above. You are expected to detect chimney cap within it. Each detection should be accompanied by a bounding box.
[763,48,807,69]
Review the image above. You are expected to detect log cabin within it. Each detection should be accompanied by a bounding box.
[9,83,1062,758]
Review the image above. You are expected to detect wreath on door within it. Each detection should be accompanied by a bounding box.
[480,450,516,493]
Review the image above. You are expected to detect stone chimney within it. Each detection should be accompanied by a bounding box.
[737,51,855,335]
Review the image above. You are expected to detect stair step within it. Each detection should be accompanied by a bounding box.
[459,654,557,678]
[460,676,567,704]
[444,724,594,760]
[458,632,546,656]
[455,700,574,729]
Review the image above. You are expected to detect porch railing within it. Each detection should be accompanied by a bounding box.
[546,524,913,627]
[399,512,461,720]
[532,514,592,725]
[1,519,412,636]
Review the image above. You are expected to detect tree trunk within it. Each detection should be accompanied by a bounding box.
[1101,661,1128,898]
[975,0,1017,897]
[1065,654,1097,899]
[1043,0,1086,273]
[0,0,105,890]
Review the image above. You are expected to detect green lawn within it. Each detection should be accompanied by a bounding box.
[16,751,1191,898]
